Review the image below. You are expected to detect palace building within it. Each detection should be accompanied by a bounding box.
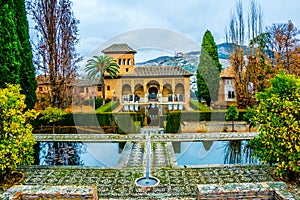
[96,43,193,111]
[35,43,238,111]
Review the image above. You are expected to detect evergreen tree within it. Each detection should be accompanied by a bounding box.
[0,2,21,88]
[196,30,222,107]
[14,0,37,109]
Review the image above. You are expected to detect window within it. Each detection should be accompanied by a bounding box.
[107,85,110,91]
[97,86,102,92]
[228,91,232,98]
[228,91,235,99]
[225,80,232,85]
[78,87,84,93]
[127,59,131,65]
[126,68,129,72]
[224,83,235,101]
[39,87,43,92]
[118,59,121,65]
[123,59,126,65]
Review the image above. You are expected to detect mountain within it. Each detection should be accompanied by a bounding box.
[135,43,247,73]
[136,52,199,73]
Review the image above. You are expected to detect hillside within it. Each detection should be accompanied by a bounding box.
[135,43,246,73]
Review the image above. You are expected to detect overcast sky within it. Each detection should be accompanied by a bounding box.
[70,0,300,62]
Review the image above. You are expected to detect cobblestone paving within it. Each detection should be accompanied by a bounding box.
[152,142,170,167]
[127,142,145,167]
[15,165,281,199]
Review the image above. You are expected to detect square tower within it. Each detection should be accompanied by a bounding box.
[101,43,136,75]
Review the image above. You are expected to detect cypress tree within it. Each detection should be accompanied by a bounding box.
[13,0,37,109]
[0,2,21,88]
[196,30,222,107]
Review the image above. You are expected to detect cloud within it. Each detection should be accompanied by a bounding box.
[71,0,300,58]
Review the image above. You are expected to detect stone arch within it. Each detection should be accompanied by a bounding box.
[175,83,184,101]
[147,80,160,101]
[134,84,144,98]
[148,87,158,100]
[147,80,160,89]
[122,84,132,95]
[162,83,173,97]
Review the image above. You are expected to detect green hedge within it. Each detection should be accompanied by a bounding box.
[96,101,119,112]
[166,112,181,133]
[33,112,143,134]
[189,100,211,111]
[165,110,247,133]
[114,113,141,134]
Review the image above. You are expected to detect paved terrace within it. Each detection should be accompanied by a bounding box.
[16,165,278,199]
[1,131,299,199]
[33,132,259,142]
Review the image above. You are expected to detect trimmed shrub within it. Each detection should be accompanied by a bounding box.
[33,112,143,134]
[166,112,181,133]
[189,100,211,111]
[96,101,119,112]
[165,110,247,133]
[95,97,103,109]
[114,113,140,134]
[225,105,239,132]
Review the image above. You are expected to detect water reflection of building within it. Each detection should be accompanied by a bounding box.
[172,142,181,153]
[173,140,259,166]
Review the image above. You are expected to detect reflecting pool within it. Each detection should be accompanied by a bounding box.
[173,140,260,166]
[35,142,125,167]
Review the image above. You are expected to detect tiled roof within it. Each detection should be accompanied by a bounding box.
[220,66,235,78]
[36,75,50,84]
[101,44,137,54]
[122,66,193,77]
[75,79,100,87]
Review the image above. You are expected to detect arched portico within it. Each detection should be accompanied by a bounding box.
[175,83,184,101]
[122,84,132,95]
[162,84,172,97]
[134,84,144,97]
[122,84,131,101]
[147,80,160,101]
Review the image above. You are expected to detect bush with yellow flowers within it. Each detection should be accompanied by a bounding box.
[0,84,38,182]
[250,72,300,182]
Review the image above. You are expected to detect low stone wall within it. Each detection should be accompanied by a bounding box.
[181,121,257,133]
[198,182,295,200]
[3,185,98,199]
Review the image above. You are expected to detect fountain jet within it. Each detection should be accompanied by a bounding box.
[135,129,159,187]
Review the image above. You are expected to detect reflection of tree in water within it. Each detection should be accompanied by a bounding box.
[39,142,87,165]
[224,140,256,164]
[202,141,213,151]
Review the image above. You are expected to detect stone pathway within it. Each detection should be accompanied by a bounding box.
[33,132,258,142]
